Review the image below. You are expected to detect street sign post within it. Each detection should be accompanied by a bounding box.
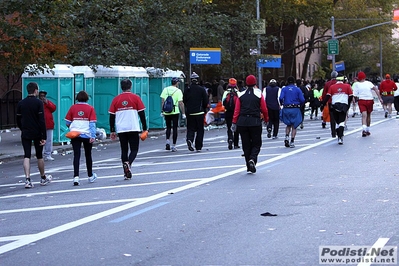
[328,39,339,55]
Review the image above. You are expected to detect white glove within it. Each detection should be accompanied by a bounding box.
[182,114,186,119]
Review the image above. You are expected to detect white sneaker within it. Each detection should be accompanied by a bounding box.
[44,156,55,161]
[40,174,52,186]
[88,173,97,183]
[73,176,80,186]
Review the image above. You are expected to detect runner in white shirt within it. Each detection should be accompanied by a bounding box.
[352,71,383,137]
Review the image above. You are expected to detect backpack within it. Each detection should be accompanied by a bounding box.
[223,90,237,112]
[162,89,177,113]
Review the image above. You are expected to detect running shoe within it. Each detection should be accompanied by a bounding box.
[123,162,132,180]
[338,137,343,145]
[267,128,272,138]
[362,131,367,137]
[73,176,80,186]
[290,141,295,148]
[385,112,388,118]
[284,136,290,148]
[40,174,52,186]
[186,140,194,151]
[25,179,34,189]
[248,159,256,173]
[228,139,233,150]
[165,143,170,150]
[44,156,55,161]
[171,146,177,152]
[88,173,97,183]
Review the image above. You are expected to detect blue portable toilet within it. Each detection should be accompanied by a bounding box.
[94,66,149,133]
[72,66,95,106]
[22,64,75,143]
[147,68,185,129]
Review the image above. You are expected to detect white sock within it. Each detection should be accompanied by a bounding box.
[362,125,367,130]
[166,139,170,144]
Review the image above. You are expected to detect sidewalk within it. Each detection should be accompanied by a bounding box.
[0,128,175,163]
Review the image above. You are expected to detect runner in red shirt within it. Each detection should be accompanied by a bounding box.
[379,74,397,118]
[322,76,353,145]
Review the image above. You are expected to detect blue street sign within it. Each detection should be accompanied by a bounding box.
[257,55,282,68]
[335,61,345,72]
[190,48,221,64]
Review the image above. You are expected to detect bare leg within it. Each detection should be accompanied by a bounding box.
[37,158,45,176]
[387,103,393,115]
[366,113,371,127]
[361,111,368,127]
[291,127,297,139]
[23,158,30,178]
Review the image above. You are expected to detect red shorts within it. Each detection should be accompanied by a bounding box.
[358,99,374,113]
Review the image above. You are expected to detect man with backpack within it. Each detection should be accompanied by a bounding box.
[222,78,240,150]
[160,77,186,152]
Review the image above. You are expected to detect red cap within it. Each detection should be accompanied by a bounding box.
[245,75,257,86]
[357,71,366,80]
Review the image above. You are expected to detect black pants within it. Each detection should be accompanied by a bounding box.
[224,111,239,146]
[164,114,179,144]
[267,109,280,137]
[238,125,262,169]
[118,131,139,165]
[71,137,93,177]
[332,109,347,138]
[394,96,399,112]
[21,137,43,159]
[328,103,337,137]
[310,106,318,118]
[186,114,205,150]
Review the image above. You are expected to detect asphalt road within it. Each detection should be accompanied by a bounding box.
[1,111,399,266]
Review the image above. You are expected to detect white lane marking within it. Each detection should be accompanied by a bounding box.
[3,165,242,188]
[0,118,390,255]
[0,198,139,214]
[0,179,201,199]
[0,235,32,242]
[357,237,390,266]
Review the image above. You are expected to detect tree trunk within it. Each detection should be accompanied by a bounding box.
[301,26,318,80]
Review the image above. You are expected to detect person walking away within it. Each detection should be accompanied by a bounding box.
[222,78,240,149]
[160,77,185,152]
[109,79,148,180]
[264,79,281,139]
[232,74,268,173]
[322,71,338,137]
[352,71,383,137]
[279,76,305,148]
[296,79,309,129]
[379,74,397,118]
[65,91,97,186]
[321,75,353,145]
[351,77,359,117]
[183,72,209,152]
[394,77,399,117]
[310,83,322,120]
[39,90,56,161]
[16,82,52,188]
[217,79,225,102]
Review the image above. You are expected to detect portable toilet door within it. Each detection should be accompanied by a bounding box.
[22,64,75,143]
[72,66,95,106]
[93,65,136,133]
[130,67,149,130]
